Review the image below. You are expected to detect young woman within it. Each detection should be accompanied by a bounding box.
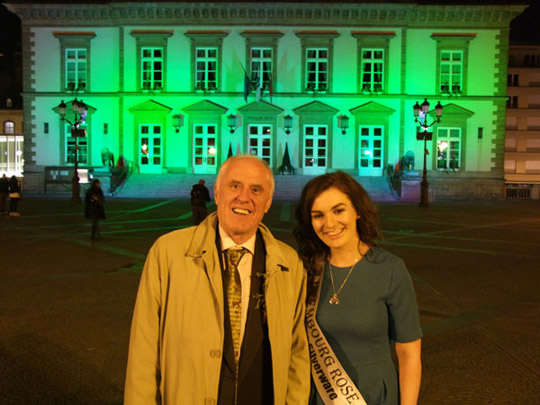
[294,171,422,405]
[85,179,106,240]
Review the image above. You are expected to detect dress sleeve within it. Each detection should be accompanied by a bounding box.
[387,259,423,343]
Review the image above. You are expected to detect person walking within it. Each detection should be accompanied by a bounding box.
[0,174,9,214]
[190,178,211,225]
[8,175,21,216]
[85,179,106,240]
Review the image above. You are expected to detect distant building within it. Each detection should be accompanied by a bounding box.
[506,44,540,199]
[4,1,526,199]
[0,104,23,177]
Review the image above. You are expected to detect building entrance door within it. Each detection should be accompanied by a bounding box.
[303,124,327,175]
[358,125,383,176]
[139,124,162,173]
[248,124,272,167]
[193,124,217,174]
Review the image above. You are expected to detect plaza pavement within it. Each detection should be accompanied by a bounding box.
[0,196,539,404]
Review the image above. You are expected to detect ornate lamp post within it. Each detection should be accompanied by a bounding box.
[413,98,443,208]
[58,99,88,203]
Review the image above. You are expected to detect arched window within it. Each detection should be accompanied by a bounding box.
[4,121,14,134]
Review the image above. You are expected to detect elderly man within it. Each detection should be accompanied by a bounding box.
[125,155,310,404]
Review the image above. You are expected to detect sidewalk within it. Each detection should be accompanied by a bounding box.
[1,196,539,403]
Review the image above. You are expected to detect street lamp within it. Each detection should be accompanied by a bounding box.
[58,99,88,203]
[413,98,443,208]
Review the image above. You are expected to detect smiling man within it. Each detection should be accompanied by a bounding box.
[125,155,310,405]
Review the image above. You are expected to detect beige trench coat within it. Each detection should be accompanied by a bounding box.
[125,212,310,404]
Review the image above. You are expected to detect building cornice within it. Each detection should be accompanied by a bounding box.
[4,2,526,29]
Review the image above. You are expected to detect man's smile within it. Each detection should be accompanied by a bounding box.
[232,207,251,215]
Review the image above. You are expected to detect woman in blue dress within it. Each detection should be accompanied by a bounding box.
[294,171,422,405]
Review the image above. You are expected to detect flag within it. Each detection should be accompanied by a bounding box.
[243,72,251,103]
[255,74,262,102]
[269,74,273,103]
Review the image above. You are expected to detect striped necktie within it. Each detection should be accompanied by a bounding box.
[225,247,247,363]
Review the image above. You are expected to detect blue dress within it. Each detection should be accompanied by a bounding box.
[310,247,422,405]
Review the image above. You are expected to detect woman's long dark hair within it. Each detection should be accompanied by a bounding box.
[293,171,381,302]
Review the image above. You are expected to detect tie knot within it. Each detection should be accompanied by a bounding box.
[226,247,248,269]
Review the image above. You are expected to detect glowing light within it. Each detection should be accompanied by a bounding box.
[208,146,217,156]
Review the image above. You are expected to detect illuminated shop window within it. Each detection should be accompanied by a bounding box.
[437,127,461,171]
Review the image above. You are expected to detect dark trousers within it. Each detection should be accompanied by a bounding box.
[192,205,208,225]
[0,192,7,212]
[9,197,19,213]
[91,218,101,239]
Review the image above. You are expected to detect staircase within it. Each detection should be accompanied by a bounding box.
[117,173,398,202]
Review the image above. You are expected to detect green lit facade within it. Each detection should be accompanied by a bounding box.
[5,1,526,198]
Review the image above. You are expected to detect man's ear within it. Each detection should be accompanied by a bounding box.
[214,185,220,205]
[264,197,273,214]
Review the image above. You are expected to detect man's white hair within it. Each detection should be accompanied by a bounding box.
[215,154,275,196]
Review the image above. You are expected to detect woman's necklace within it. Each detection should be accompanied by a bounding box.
[328,259,359,305]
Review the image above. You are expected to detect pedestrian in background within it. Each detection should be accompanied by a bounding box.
[0,174,9,214]
[190,178,211,225]
[8,175,21,216]
[85,179,106,240]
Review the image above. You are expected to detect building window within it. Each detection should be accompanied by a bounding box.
[185,31,229,92]
[65,123,88,166]
[195,47,218,92]
[507,73,519,86]
[250,47,273,92]
[4,121,14,134]
[242,31,282,98]
[360,49,384,92]
[296,31,339,94]
[507,96,518,109]
[440,50,463,94]
[131,30,173,92]
[432,33,476,96]
[352,31,395,94]
[437,127,461,171]
[65,48,87,91]
[54,31,95,92]
[306,48,328,93]
[0,135,24,176]
[248,124,272,166]
[141,47,163,91]
[524,54,540,67]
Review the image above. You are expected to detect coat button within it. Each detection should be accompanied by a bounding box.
[210,349,221,358]
[204,398,216,405]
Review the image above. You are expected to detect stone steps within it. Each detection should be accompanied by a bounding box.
[117,173,398,202]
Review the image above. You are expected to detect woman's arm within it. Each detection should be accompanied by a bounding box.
[395,339,422,405]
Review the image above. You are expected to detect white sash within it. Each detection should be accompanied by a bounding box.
[306,267,367,405]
